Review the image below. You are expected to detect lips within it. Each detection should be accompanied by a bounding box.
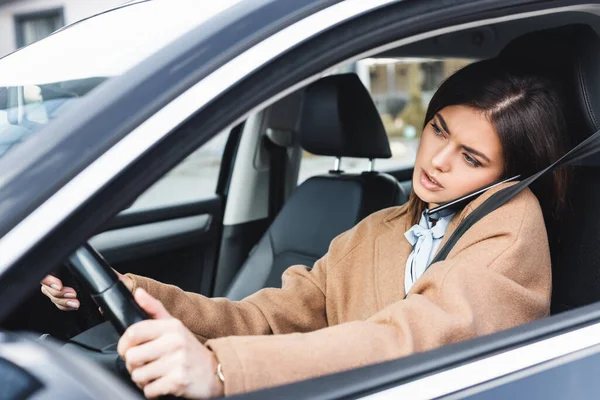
[420,169,444,191]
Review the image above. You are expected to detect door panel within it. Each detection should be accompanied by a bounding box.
[93,215,212,261]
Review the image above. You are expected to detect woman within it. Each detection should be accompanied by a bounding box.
[41,58,569,399]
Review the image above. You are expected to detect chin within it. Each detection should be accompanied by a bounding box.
[413,182,438,204]
[414,184,452,208]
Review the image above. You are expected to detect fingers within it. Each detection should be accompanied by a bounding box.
[41,275,63,291]
[142,365,202,399]
[41,275,77,301]
[41,282,77,299]
[129,344,181,387]
[120,314,219,399]
[124,332,181,372]
[40,285,79,311]
[117,318,182,358]
[142,374,181,399]
[113,268,134,292]
[141,357,221,399]
[134,288,170,320]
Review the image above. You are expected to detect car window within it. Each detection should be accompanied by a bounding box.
[125,129,230,212]
[0,0,240,160]
[298,57,473,184]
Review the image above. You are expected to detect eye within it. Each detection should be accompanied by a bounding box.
[430,122,444,137]
[463,153,482,167]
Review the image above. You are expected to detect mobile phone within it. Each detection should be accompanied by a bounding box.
[426,174,521,219]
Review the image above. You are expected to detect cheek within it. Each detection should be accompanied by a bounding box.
[450,166,504,196]
[413,134,436,181]
[415,129,436,162]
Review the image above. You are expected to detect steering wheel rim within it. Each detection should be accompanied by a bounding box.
[67,243,149,335]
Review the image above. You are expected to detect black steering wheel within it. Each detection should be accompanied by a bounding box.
[67,243,149,335]
[64,244,185,398]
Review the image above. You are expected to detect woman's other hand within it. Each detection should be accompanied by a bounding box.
[41,269,134,311]
[118,288,224,399]
[40,275,80,311]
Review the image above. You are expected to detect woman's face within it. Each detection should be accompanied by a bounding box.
[412,105,505,208]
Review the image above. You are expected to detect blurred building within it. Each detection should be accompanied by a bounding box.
[0,0,129,57]
[358,58,472,137]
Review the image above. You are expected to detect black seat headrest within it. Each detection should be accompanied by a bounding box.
[499,24,600,147]
[298,73,392,159]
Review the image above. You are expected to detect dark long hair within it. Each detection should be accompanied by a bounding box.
[407,58,570,226]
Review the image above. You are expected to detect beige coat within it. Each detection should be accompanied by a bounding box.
[127,183,551,396]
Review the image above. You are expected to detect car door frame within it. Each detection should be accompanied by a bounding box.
[2,0,600,398]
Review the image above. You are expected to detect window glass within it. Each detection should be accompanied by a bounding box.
[0,80,98,157]
[0,0,239,161]
[15,9,64,48]
[126,129,230,212]
[298,58,473,184]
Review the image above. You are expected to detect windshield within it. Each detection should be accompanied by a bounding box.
[0,0,240,158]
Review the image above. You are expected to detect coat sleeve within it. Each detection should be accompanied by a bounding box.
[126,264,327,341]
[205,191,552,396]
[125,214,368,341]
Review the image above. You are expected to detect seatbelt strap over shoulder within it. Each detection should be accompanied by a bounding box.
[264,128,292,222]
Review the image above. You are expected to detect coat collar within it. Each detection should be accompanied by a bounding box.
[375,206,463,307]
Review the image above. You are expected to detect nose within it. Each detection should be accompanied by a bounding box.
[431,144,451,173]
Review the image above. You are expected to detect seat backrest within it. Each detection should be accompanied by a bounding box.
[499,25,600,313]
[225,74,407,300]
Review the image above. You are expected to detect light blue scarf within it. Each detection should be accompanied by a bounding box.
[404,210,455,294]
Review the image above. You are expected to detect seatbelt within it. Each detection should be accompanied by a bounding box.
[428,127,600,266]
[264,128,291,222]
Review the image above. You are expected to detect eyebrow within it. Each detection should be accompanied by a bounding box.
[462,145,491,163]
[435,112,492,164]
[435,113,452,136]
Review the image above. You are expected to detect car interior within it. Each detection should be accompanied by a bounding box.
[5,4,600,394]
[225,73,408,301]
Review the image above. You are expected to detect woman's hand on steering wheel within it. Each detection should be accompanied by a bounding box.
[41,270,134,311]
[118,288,224,399]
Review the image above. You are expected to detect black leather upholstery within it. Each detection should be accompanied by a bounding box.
[299,74,392,159]
[500,24,600,148]
[225,74,407,300]
[499,25,600,313]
